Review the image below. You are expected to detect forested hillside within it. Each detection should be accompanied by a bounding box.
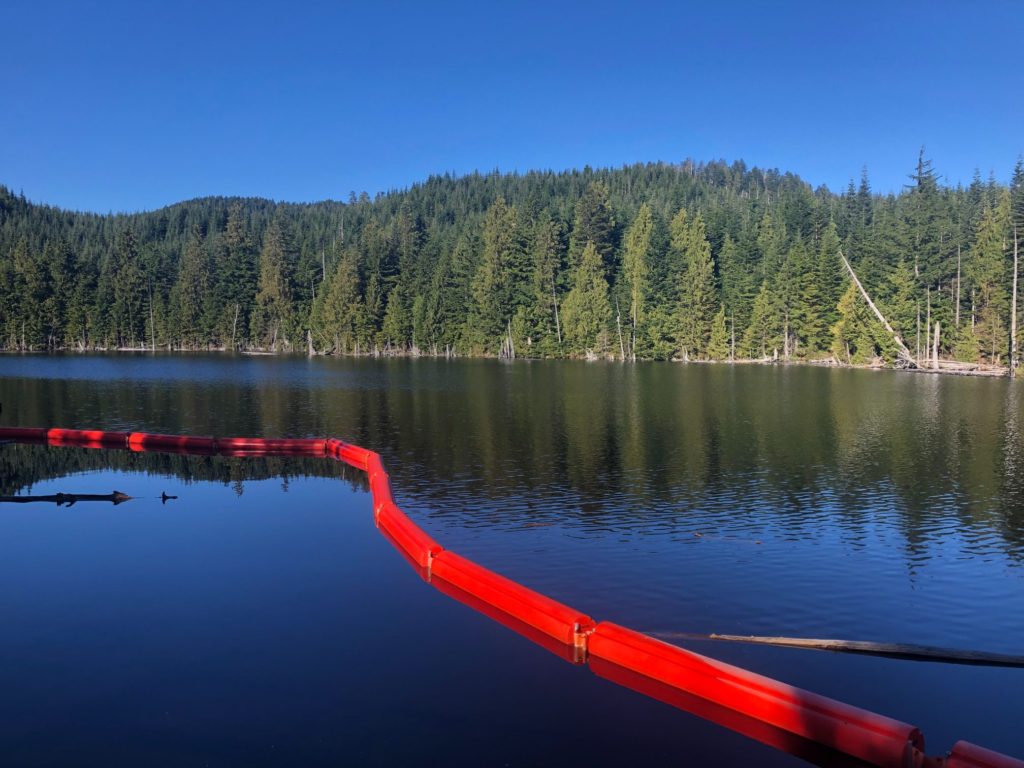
[2,154,1023,366]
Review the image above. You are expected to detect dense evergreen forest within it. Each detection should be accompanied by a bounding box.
[2,154,1023,366]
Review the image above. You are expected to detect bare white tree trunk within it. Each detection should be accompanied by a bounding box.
[1012,225,1019,376]
[925,288,931,362]
[956,245,962,328]
[840,250,915,364]
[730,315,735,362]
[550,279,562,345]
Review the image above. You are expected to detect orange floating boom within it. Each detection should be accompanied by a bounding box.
[0,425,1020,768]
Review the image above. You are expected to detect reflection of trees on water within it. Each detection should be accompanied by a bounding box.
[1,361,1021,560]
[0,444,365,497]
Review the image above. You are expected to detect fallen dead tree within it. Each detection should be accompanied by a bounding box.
[840,250,917,368]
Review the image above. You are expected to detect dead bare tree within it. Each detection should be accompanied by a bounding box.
[839,250,916,367]
[1012,224,1019,376]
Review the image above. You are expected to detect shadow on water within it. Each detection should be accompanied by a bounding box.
[0,442,367,498]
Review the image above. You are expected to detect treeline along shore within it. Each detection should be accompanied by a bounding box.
[2,154,1023,371]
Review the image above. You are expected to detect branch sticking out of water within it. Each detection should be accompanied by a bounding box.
[651,631,1024,668]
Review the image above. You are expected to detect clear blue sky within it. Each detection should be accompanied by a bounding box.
[3,1,1022,213]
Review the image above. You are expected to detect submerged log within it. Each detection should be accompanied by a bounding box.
[0,490,133,507]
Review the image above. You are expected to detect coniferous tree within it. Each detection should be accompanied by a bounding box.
[756,211,786,280]
[953,321,981,362]
[217,204,256,348]
[622,203,652,357]
[1010,159,1024,367]
[311,247,365,353]
[11,236,47,348]
[381,283,411,350]
[815,222,844,333]
[360,219,392,340]
[707,306,729,361]
[904,149,947,283]
[884,260,918,345]
[561,241,611,355]
[718,233,755,334]
[742,282,780,359]
[677,210,716,359]
[792,238,829,356]
[107,229,146,348]
[66,249,98,349]
[0,155,1021,368]
[530,214,565,353]
[40,238,75,348]
[831,283,869,363]
[831,282,892,363]
[569,181,616,276]
[427,232,475,353]
[969,192,1010,361]
[0,250,16,347]
[250,218,296,350]
[171,224,210,349]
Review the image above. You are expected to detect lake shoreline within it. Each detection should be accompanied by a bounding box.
[0,346,1012,377]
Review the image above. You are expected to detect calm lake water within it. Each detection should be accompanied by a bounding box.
[1,354,1022,766]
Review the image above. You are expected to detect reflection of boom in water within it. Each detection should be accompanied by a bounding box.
[0,490,133,507]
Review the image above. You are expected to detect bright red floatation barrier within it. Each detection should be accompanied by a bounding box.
[128,432,218,454]
[216,437,326,456]
[588,622,922,768]
[48,428,129,449]
[0,424,1020,768]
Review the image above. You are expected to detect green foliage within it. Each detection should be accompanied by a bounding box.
[830,282,890,364]
[883,260,918,345]
[529,214,565,355]
[467,197,526,353]
[171,224,210,348]
[569,181,615,275]
[968,191,1010,361]
[311,248,365,353]
[676,210,716,359]
[0,153,1019,367]
[953,322,980,362]
[707,306,729,361]
[790,238,829,357]
[250,218,296,350]
[217,203,257,348]
[622,202,652,357]
[742,282,781,359]
[561,242,611,355]
[903,148,946,284]
[381,283,411,350]
[107,229,146,348]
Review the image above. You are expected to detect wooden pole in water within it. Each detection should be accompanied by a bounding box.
[651,632,1024,667]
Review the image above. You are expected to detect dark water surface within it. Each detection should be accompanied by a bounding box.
[1,354,1022,766]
